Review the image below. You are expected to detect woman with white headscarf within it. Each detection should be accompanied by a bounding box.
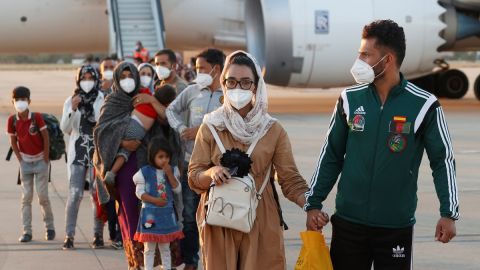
[188,51,308,269]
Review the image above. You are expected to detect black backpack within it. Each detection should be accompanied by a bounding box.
[6,113,66,161]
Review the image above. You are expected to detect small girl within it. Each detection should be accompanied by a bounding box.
[133,137,183,270]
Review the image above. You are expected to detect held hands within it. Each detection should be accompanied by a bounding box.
[435,217,456,243]
[306,209,330,231]
[208,166,231,186]
[71,95,82,111]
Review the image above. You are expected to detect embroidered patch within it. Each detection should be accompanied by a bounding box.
[219,95,224,104]
[351,115,365,131]
[28,122,39,135]
[143,219,155,229]
[389,121,411,134]
[354,106,366,115]
[388,133,407,153]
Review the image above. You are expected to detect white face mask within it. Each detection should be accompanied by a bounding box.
[103,70,114,80]
[140,75,152,87]
[156,66,171,80]
[14,100,29,113]
[80,80,95,93]
[350,55,387,84]
[120,78,136,93]
[194,71,214,88]
[226,89,254,110]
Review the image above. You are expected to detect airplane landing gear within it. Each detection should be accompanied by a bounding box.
[409,59,469,99]
[438,69,469,99]
[473,75,480,100]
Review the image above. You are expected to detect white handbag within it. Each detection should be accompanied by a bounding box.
[204,122,271,233]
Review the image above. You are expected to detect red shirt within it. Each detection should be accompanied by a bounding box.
[6,111,47,161]
[133,48,150,63]
[135,88,158,119]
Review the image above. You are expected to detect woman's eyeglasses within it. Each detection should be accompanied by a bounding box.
[223,78,255,90]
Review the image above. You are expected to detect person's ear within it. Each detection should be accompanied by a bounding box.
[172,63,177,70]
[214,64,221,74]
[386,54,395,68]
[28,98,31,105]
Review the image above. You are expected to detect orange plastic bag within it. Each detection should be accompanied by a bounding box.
[294,231,334,270]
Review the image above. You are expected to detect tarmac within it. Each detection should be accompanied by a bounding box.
[0,66,479,269]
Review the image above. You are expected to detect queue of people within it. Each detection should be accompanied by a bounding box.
[6,19,459,270]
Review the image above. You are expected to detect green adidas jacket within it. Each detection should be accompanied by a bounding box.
[305,74,459,228]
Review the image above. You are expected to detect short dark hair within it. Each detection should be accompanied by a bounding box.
[154,84,177,106]
[154,49,177,64]
[147,136,172,167]
[101,56,116,63]
[362,20,406,67]
[12,86,30,99]
[197,48,226,70]
[228,53,259,85]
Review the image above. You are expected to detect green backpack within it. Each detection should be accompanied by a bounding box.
[6,113,66,161]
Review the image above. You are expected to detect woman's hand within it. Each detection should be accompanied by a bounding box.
[132,93,155,107]
[71,95,82,111]
[121,140,141,152]
[207,166,231,186]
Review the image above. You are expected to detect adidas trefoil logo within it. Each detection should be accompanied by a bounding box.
[354,106,366,115]
[392,245,405,258]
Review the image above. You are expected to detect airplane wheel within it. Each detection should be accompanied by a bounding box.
[437,69,469,99]
[474,74,480,100]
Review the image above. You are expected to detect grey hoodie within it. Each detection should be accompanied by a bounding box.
[166,83,223,162]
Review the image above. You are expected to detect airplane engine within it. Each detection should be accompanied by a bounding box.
[245,0,448,89]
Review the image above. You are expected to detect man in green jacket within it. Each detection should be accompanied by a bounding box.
[305,20,458,270]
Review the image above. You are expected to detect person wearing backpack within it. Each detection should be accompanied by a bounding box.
[60,65,105,250]
[188,51,309,270]
[6,86,55,243]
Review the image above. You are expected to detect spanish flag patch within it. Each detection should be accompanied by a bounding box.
[393,116,407,122]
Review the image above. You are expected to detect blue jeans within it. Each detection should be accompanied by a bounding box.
[65,164,104,238]
[180,161,200,267]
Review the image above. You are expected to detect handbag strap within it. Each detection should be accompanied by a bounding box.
[246,120,269,157]
[256,165,272,200]
[206,123,226,154]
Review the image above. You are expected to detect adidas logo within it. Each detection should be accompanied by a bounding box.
[354,106,366,115]
[392,245,405,258]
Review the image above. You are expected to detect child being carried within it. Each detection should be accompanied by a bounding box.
[103,84,177,185]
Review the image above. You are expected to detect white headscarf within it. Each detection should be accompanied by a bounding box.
[203,50,276,145]
[137,62,157,93]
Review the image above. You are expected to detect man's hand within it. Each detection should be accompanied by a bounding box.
[306,209,330,231]
[71,95,82,111]
[43,155,49,163]
[121,140,141,152]
[181,127,199,141]
[435,217,456,243]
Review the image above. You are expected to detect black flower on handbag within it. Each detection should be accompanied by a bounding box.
[220,148,252,177]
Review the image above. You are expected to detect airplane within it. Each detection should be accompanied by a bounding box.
[1,0,480,100]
